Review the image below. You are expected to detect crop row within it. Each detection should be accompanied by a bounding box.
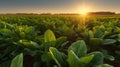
[0,15,120,67]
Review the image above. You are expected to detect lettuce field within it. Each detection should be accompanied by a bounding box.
[0,14,120,67]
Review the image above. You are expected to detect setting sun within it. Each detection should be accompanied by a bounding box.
[80,9,88,15]
[78,4,91,15]
[79,8,89,15]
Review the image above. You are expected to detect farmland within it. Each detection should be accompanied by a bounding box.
[0,14,120,67]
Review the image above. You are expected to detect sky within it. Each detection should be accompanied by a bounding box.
[0,0,120,13]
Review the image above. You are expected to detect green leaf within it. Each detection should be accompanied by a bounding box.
[56,36,67,48]
[89,38,103,46]
[79,54,94,64]
[104,55,115,61]
[118,34,120,39]
[68,40,87,58]
[102,64,113,67]
[19,40,40,49]
[109,34,117,38]
[49,47,66,67]
[44,29,56,51]
[30,41,40,48]
[89,30,94,38]
[10,53,23,67]
[89,52,104,67]
[93,27,105,38]
[102,39,116,45]
[67,50,85,67]
[0,28,13,36]
[100,49,115,61]
[44,29,56,43]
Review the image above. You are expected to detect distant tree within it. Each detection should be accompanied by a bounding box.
[88,12,116,15]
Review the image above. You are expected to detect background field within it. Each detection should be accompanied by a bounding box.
[0,14,120,67]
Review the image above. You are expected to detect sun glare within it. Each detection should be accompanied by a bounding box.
[80,8,89,15]
[78,4,91,16]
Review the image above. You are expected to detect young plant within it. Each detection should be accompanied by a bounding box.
[49,40,113,67]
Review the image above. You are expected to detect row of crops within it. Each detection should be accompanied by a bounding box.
[0,15,120,67]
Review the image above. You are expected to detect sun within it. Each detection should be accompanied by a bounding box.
[79,8,89,15]
[78,5,90,15]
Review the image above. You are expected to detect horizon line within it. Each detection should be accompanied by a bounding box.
[0,11,119,14]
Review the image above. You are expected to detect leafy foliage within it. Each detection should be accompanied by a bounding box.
[49,40,113,67]
[0,15,119,67]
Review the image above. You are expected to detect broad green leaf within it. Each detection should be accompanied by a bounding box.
[79,54,94,64]
[93,27,105,38]
[99,25,105,31]
[10,53,23,67]
[68,40,87,58]
[89,30,94,38]
[89,52,104,67]
[49,47,66,67]
[67,50,85,67]
[102,39,116,45]
[44,29,56,51]
[44,29,56,43]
